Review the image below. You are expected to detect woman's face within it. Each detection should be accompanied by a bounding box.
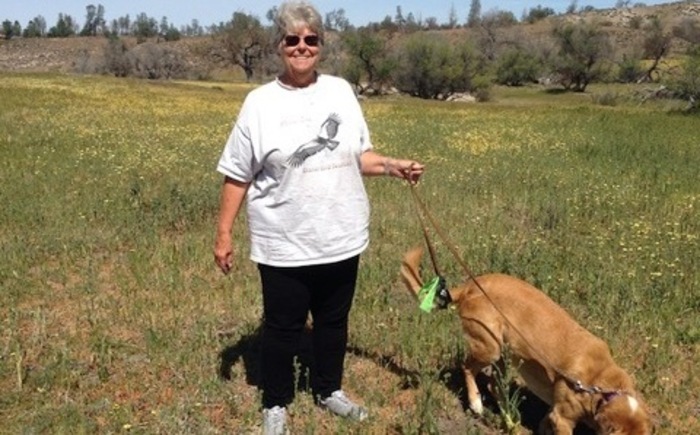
[279,26,321,86]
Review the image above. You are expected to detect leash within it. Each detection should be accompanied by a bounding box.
[407,183,623,398]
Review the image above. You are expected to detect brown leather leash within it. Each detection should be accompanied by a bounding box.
[407,183,622,397]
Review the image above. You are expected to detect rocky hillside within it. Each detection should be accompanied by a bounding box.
[1,1,698,75]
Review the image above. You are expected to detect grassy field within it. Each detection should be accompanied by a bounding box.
[0,72,698,434]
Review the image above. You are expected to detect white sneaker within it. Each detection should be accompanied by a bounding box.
[319,390,368,421]
[262,406,287,435]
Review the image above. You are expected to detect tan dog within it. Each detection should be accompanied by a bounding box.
[400,247,651,434]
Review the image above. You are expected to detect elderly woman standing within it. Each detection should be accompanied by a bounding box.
[214,1,424,433]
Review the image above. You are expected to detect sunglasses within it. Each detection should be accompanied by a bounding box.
[283,34,320,47]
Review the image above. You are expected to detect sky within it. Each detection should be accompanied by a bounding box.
[3,0,678,29]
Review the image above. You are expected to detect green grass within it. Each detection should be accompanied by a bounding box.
[1,72,698,433]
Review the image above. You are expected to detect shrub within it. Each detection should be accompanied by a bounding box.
[103,37,132,77]
[129,42,187,79]
[393,33,484,99]
[617,53,644,83]
[664,46,700,110]
[591,91,619,106]
[495,48,541,86]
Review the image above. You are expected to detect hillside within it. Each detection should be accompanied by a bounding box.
[0,1,698,77]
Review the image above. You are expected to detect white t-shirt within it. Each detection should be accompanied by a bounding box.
[217,74,373,267]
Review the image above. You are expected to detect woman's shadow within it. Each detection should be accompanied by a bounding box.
[217,327,593,434]
[218,322,315,392]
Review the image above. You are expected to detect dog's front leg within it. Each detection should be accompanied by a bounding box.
[539,408,576,435]
[462,318,503,415]
[463,365,484,414]
[463,356,492,414]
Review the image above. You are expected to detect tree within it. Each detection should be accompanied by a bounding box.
[324,9,350,32]
[80,4,106,36]
[467,0,482,27]
[110,15,131,36]
[395,6,406,30]
[2,20,13,39]
[212,12,268,81]
[551,21,612,91]
[132,13,158,41]
[481,9,518,27]
[641,17,672,82]
[448,3,459,28]
[341,28,395,94]
[157,16,181,41]
[405,13,421,32]
[48,14,77,38]
[183,19,204,37]
[525,5,556,24]
[477,9,518,63]
[566,0,579,14]
[424,17,439,29]
[23,15,46,37]
[2,20,22,39]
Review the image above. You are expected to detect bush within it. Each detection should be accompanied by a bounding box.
[393,33,484,99]
[129,43,187,79]
[495,48,540,86]
[617,53,644,83]
[672,17,700,44]
[591,91,619,106]
[101,37,189,79]
[664,46,700,110]
[103,37,132,77]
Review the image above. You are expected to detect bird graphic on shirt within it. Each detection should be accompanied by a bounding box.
[286,113,342,167]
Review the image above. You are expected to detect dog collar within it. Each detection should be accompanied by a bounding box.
[418,276,450,312]
[594,390,624,416]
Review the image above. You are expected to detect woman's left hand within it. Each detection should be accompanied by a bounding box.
[387,158,425,184]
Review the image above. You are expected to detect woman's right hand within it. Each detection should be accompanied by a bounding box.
[214,177,250,275]
[214,232,233,275]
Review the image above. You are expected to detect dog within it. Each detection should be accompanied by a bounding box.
[400,247,652,434]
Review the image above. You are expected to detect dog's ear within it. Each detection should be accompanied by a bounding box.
[400,246,424,295]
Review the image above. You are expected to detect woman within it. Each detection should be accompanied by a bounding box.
[213,1,424,433]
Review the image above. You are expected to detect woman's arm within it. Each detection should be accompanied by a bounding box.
[214,176,250,275]
[360,150,425,184]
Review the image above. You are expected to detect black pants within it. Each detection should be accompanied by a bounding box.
[258,255,359,409]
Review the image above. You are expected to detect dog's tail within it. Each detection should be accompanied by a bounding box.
[400,246,425,297]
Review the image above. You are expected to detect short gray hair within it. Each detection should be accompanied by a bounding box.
[274,1,324,45]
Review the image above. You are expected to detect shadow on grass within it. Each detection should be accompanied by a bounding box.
[218,329,595,434]
[347,346,595,434]
[217,323,315,394]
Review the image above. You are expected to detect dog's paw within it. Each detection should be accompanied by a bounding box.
[469,398,484,415]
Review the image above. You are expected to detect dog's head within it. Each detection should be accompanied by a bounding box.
[594,392,652,434]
